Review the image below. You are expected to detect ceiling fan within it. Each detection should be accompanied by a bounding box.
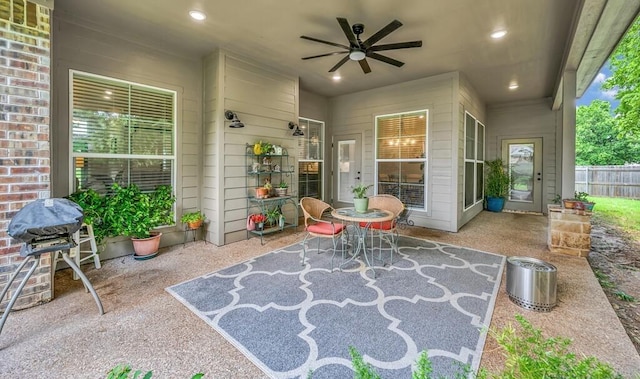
[300,17,422,74]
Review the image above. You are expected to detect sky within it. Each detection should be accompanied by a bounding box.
[576,65,620,108]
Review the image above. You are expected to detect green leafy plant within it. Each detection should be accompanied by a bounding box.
[349,346,381,379]
[343,315,622,379]
[102,184,176,239]
[180,210,205,224]
[265,207,281,226]
[67,188,109,244]
[351,183,373,199]
[574,191,589,201]
[552,194,562,204]
[594,270,615,288]
[106,364,203,379]
[484,159,510,198]
[278,180,288,188]
[614,290,636,302]
[489,315,623,379]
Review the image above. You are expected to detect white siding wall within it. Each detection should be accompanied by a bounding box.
[329,72,458,232]
[458,73,486,228]
[51,16,202,258]
[300,90,330,122]
[486,99,561,210]
[203,51,299,245]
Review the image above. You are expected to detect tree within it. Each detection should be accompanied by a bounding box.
[576,100,640,165]
[602,18,640,136]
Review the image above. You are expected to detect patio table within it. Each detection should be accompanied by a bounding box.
[331,207,394,277]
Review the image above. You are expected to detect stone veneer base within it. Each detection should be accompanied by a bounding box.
[547,204,592,257]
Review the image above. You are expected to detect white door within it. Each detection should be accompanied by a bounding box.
[333,133,362,208]
[501,138,543,213]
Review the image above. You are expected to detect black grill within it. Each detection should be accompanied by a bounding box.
[8,198,84,256]
[1,198,103,337]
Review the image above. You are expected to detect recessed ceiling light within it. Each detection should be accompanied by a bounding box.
[332,74,341,81]
[189,10,206,21]
[491,30,507,39]
[509,82,519,90]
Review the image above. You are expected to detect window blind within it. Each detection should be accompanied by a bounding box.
[71,72,175,194]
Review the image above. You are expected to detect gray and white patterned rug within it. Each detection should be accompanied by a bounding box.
[166,236,505,378]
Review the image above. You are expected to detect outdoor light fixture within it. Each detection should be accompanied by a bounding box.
[225,110,244,128]
[288,121,304,136]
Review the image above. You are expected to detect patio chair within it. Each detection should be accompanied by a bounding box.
[299,197,347,270]
[361,194,404,265]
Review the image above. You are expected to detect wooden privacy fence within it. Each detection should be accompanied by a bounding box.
[575,165,640,199]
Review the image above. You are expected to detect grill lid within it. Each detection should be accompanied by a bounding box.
[8,198,84,250]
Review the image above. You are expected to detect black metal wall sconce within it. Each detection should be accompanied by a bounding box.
[288,121,304,136]
[225,110,244,128]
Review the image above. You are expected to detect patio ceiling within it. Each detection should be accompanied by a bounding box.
[53,0,640,105]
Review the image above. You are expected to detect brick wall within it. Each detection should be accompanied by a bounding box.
[0,0,52,311]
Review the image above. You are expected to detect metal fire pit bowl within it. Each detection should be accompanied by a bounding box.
[506,256,557,312]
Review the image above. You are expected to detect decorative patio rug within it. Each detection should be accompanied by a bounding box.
[166,236,505,379]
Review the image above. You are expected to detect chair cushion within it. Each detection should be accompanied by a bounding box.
[359,220,395,230]
[307,222,345,235]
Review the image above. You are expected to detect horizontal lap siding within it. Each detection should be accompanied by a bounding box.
[330,73,457,231]
[487,99,560,208]
[52,17,202,257]
[219,53,299,245]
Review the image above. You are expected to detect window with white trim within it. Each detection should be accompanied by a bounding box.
[464,111,484,209]
[70,71,176,194]
[297,118,324,199]
[375,110,428,210]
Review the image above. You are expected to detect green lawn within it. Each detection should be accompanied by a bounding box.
[589,196,640,241]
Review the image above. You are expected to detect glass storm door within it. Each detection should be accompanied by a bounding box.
[501,138,542,213]
[333,133,362,208]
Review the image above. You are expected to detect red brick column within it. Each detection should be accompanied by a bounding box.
[0,1,52,311]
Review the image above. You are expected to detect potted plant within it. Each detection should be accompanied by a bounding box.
[180,210,205,230]
[568,191,595,211]
[265,207,281,228]
[275,180,288,197]
[484,158,510,212]
[249,213,266,231]
[351,183,373,213]
[103,183,176,258]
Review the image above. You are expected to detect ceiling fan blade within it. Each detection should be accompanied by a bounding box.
[370,41,422,51]
[358,58,372,74]
[329,55,350,72]
[363,19,402,47]
[302,51,348,60]
[368,52,405,67]
[337,17,358,47]
[300,35,349,50]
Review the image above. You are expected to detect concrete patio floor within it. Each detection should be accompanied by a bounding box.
[1,211,639,378]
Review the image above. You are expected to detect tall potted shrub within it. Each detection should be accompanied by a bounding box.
[485,159,510,212]
[103,184,176,258]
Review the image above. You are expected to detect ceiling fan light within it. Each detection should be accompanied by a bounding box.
[349,50,366,61]
[189,10,206,21]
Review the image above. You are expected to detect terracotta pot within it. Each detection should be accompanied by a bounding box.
[131,232,162,256]
[256,187,269,198]
[562,199,578,209]
[187,219,203,229]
